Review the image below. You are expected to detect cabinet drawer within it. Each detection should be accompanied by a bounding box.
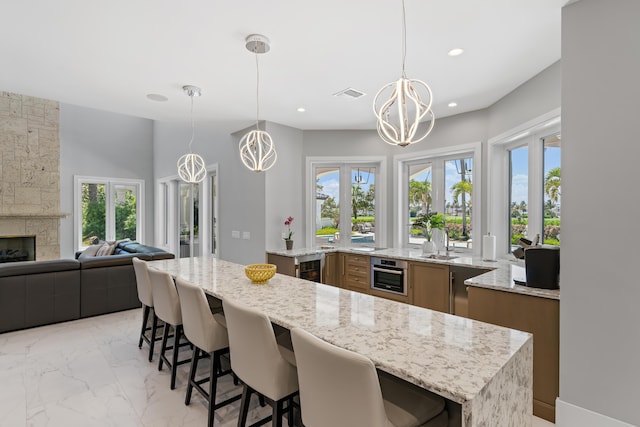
[344,269,370,292]
[345,254,369,267]
[345,262,368,275]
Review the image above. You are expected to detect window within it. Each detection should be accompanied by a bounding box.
[507,135,561,248]
[509,145,529,246]
[408,161,432,245]
[396,143,481,252]
[74,176,144,250]
[488,111,561,255]
[307,158,386,248]
[543,134,561,245]
[445,158,473,247]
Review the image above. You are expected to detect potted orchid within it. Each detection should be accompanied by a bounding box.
[283,216,294,250]
[412,212,444,254]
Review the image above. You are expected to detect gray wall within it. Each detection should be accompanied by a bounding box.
[59,103,154,259]
[264,121,304,252]
[488,61,561,138]
[560,1,640,425]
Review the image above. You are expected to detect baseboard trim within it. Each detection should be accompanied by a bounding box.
[534,399,555,423]
[556,398,636,427]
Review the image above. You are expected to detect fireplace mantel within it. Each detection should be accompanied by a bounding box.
[0,213,70,219]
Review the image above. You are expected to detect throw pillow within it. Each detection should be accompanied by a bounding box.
[96,242,116,256]
[78,244,102,259]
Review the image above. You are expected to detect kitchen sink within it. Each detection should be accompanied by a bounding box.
[423,254,459,260]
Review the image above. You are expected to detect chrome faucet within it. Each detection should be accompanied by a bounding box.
[444,228,451,255]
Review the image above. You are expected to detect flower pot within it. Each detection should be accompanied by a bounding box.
[431,229,446,253]
[285,239,293,250]
[422,240,436,255]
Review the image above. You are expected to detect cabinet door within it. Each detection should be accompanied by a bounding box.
[323,252,338,286]
[267,253,296,277]
[409,262,450,313]
[468,286,559,422]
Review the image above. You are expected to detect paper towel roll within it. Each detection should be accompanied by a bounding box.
[483,234,496,261]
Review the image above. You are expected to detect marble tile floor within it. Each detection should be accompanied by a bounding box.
[0,309,555,427]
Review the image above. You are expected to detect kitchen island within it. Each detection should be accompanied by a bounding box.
[148,256,533,427]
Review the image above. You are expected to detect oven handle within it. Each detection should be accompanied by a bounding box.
[372,267,403,275]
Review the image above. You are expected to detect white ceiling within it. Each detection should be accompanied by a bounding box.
[0,0,564,132]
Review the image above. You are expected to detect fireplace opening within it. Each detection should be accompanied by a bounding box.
[0,235,36,263]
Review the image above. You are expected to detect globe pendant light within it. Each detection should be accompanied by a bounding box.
[373,0,435,147]
[177,85,207,183]
[239,34,277,172]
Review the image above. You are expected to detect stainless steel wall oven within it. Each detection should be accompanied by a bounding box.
[370,257,408,296]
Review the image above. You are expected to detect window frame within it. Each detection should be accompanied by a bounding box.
[488,109,561,256]
[74,175,145,251]
[394,142,482,254]
[305,156,387,249]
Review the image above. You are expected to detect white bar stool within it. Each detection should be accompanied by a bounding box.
[290,327,449,427]
[132,257,163,362]
[148,268,191,390]
[175,278,242,427]
[222,298,298,427]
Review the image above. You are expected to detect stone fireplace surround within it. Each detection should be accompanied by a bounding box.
[0,92,63,260]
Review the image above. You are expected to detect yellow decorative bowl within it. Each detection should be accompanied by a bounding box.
[245,264,277,284]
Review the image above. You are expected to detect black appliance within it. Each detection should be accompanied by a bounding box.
[524,246,560,289]
[296,253,324,283]
[370,257,408,295]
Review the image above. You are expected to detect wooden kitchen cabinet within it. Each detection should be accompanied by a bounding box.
[468,286,559,423]
[341,253,370,293]
[323,252,339,286]
[409,262,450,313]
[266,253,296,277]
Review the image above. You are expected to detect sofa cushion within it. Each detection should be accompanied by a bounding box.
[78,253,152,269]
[78,244,102,259]
[117,241,167,255]
[96,242,116,256]
[0,259,80,278]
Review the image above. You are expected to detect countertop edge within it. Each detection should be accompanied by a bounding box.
[266,247,560,300]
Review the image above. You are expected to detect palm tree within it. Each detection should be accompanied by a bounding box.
[451,180,473,237]
[545,167,561,203]
[409,180,431,215]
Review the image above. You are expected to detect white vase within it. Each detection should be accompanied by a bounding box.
[431,229,445,253]
[422,240,436,255]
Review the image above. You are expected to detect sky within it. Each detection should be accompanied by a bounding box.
[317,168,375,204]
[511,146,561,205]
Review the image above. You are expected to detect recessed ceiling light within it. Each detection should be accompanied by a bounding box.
[146,93,168,102]
[448,48,464,57]
[448,102,458,108]
[297,107,306,112]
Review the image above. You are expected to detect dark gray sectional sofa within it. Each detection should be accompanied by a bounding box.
[0,241,174,333]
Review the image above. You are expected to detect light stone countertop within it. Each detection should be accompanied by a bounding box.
[148,256,533,426]
[266,246,560,300]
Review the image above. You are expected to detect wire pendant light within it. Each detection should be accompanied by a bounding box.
[239,34,277,172]
[177,85,207,183]
[373,0,435,147]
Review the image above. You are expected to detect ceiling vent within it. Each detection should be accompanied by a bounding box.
[333,87,366,99]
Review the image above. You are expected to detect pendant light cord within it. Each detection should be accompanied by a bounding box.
[401,0,407,78]
[188,93,195,152]
[255,53,261,130]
